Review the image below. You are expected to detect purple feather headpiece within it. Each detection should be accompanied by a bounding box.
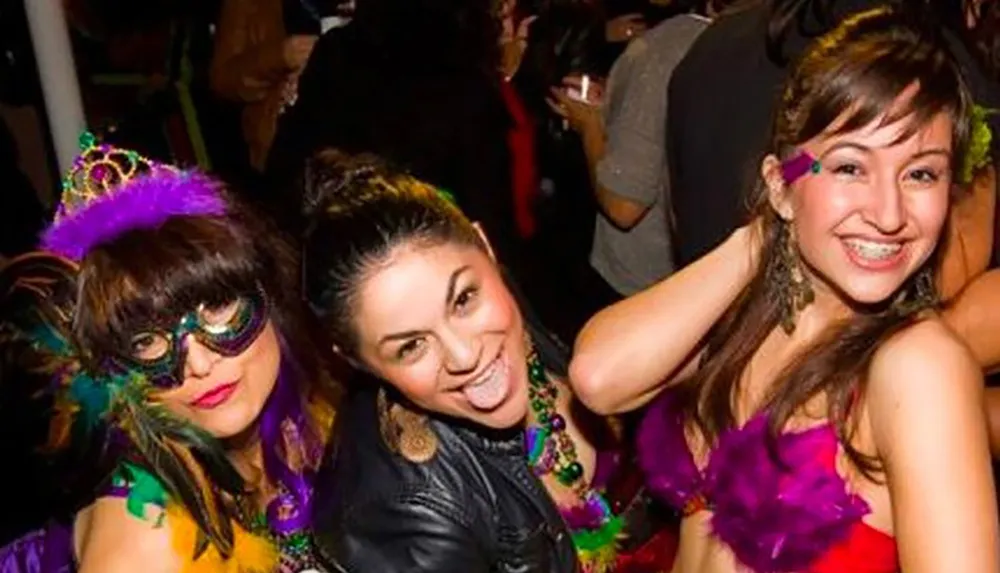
[40,132,227,261]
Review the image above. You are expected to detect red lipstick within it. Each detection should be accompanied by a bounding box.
[190,382,238,409]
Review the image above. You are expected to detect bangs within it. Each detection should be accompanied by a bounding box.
[789,18,970,162]
[75,214,264,355]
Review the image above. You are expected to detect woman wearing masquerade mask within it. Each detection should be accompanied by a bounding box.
[301,152,677,573]
[572,8,999,573]
[0,133,338,572]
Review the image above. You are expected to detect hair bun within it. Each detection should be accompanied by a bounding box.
[301,149,399,221]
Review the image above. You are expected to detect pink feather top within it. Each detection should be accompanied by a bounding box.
[636,390,898,573]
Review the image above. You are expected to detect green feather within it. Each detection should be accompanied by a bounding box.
[570,514,625,551]
[26,319,115,440]
[29,321,71,356]
[68,372,112,430]
[117,381,244,558]
[961,105,995,184]
[115,461,168,520]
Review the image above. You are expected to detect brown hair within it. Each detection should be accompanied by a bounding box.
[70,184,337,556]
[301,151,485,357]
[676,7,975,476]
[74,192,300,359]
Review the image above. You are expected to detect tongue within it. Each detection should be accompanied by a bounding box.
[462,366,508,411]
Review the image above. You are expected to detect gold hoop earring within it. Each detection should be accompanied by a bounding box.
[377,387,438,463]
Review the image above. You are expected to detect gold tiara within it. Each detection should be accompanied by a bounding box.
[56,131,178,221]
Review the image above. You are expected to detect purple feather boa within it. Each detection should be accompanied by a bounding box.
[260,342,323,534]
[636,390,705,510]
[637,392,871,573]
[40,170,227,261]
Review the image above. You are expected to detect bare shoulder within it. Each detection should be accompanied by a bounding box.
[76,497,181,573]
[869,317,981,396]
[864,320,998,571]
[866,317,984,449]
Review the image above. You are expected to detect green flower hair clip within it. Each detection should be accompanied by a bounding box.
[960,105,994,184]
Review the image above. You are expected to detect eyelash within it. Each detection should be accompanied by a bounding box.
[832,163,863,177]
[454,286,479,314]
[907,168,940,183]
[397,337,426,361]
[830,163,942,184]
[131,334,155,353]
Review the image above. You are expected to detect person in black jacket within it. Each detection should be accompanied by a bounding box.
[301,152,677,573]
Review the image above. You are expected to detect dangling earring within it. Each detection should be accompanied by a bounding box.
[377,387,438,463]
[769,220,814,333]
[892,266,939,316]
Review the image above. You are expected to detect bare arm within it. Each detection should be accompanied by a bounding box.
[578,121,650,229]
[943,268,1000,374]
[941,165,1000,375]
[986,387,1000,459]
[76,498,180,573]
[549,84,649,229]
[938,165,995,300]
[868,319,999,573]
[569,225,758,414]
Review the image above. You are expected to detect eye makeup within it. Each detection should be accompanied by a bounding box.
[119,289,270,389]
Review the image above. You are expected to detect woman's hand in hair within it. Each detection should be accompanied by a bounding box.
[570,225,758,415]
[740,216,765,273]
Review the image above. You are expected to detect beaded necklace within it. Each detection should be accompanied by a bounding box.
[110,461,322,572]
[249,510,321,573]
[523,349,624,573]
[233,478,324,573]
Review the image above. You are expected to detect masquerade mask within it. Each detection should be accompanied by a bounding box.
[119,289,269,389]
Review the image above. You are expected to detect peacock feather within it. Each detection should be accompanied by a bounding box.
[2,253,255,562]
[115,379,247,559]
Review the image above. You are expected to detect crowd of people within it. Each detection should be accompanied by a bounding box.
[1,0,1000,572]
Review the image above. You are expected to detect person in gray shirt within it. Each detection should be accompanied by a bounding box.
[550,10,710,297]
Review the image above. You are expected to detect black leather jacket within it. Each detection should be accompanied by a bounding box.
[311,324,578,573]
[312,386,578,573]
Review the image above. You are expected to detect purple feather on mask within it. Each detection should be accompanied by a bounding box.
[40,170,227,261]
